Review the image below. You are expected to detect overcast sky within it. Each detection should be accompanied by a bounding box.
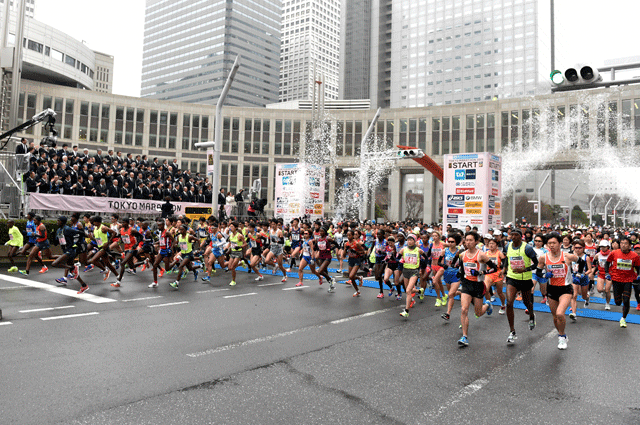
[35,0,639,98]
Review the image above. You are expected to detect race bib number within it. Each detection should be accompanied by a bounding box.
[9,233,13,240]
[598,258,607,268]
[510,256,525,269]
[292,234,300,241]
[122,235,131,244]
[318,241,327,250]
[464,261,478,276]
[160,239,166,249]
[405,253,418,265]
[179,242,188,251]
[617,258,632,271]
[58,236,66,246]
[572,262,580,273]
[249,239,257,248]
[547,263,565,278]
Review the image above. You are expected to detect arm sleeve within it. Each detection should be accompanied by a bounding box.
[524,244,538,270]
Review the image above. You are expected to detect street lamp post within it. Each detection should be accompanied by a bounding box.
[613,199,622,227]
[589,191,601,225]
[604,197,613,227]
[568,184,578,227]
[538,172,551,227]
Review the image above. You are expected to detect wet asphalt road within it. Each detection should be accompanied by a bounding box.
[0,264,638,425]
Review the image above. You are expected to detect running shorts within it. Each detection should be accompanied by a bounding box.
[460,278,486,299]
[546,284,572,301]
[443,269,459,284]
[505,277,534,292]
[402,268,420,279]
[270,244,283,256]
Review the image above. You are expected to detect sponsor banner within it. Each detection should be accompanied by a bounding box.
[447,214,459,220]
[456,188,475,194]
[275,163,325,221]
[447,202,464,208]
[28,193,211,215]
[448,208,464,214]
[444,153,501,233]
[447,195,464,201]
[206,148,214,174]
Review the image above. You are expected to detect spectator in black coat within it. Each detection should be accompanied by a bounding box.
[108,180,122,198]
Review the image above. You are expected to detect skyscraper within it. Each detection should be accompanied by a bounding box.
[342,0,553,109]
[141,0,282,107]
[279,0,341,102]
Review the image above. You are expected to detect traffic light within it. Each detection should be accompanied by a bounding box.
[396,149,424,158]
[551,64,602,89]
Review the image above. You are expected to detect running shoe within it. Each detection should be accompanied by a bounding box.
[295,281,303,287]
[229,281,236,286]
[114,259,120,270]
[103,270,111,281]
[55,277,67,285]
[336,269,343,273]
[77,286,89,294]
[169,281,179,289]
[18,270,27,275]
[529,314,536,330]
[636,305,640,311]
[541,296,547,304]
[569,312,576,322]
[83,265,94,273]
[39,266,48,274]
[358,278,364,287]
[557,335,568,350]
[281,276,287,282]
[7,266,17,273]
[485,300,493,316]
[399,310,409,318]
[442,294,448,305]
[409,298,416,309]
[490,295,496,302]
[418,287,425,300]
[328,283,335,292]
[141,261,148,272]
[396,295,402,301]
[111,281,121,288]
[377,293,384,299]
[38,251,42,260]
[286,268,291,273]
[499,306,506,315]
[516,294,522,301]
[584,296,590,307]
[507,331,517,345]
[181,270,187,279]
[435,298,443,307]
[148,282,158,288]
[388,290,395,297]
[605,303,611,311]
[524,308,529,315]
[70,265,79,280]
[457,336,469,347]
[201,276,211,282]
[240,261,247,269]
[620,317,627,328]
[441,313,450,321]
[159,268,165,278]
[254,275,264,281]
[318,277,323,285]
[353,291,360,297]
[193,270,199,281]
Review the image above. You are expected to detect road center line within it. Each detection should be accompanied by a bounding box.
[282,286,309,290]
[20,305,75,313]
[223,292,257,299]
[330,308,393,324]
[196,288,231,294]
[148,301,190,308]
[0,275,116,304]
[40,312,99,321]
[121,296,163,302]
[0,321,13,326]
[257,282,285,287]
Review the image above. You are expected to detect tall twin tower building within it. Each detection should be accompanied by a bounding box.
[142,0,552,108]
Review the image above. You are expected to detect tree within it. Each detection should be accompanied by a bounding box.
[405,190,424,221]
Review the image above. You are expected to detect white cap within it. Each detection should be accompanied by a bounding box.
[483,233,494,240]
[493,229,501,236]
[599,240,610,247]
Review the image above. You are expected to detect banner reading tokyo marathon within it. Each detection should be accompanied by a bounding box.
[275,163,325,222]
[28,193,213,217]
[442,152,502,234]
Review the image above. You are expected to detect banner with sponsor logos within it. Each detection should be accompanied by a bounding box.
[28,193,213,217]
[275,163,325,222]
[443,153,501,234]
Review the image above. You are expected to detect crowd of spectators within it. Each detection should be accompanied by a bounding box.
[18,138,214,203]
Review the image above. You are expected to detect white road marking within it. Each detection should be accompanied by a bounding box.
[330,308,393,324]
[257,282,285,287]
[196,288,231,294]
[0,321,13,326]
[19,305,75,313]
[40,312,99,321]
[428,329,556,419]
[0,286,29,290]
[187,325,318,358]
[121,296,163,302]
[147,301,190,308]
[223,292,257,299]
[282,286,309,290]
[0,275,116,304]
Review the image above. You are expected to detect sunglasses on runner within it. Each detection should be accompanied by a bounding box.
[447,239,455,243]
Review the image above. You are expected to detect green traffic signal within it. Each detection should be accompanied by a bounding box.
[550,70,564,85]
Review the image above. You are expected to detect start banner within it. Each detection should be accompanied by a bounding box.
[28,193,212,216]
[275,163,325,222]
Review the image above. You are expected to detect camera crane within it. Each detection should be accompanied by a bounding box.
[0,108,57,151]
